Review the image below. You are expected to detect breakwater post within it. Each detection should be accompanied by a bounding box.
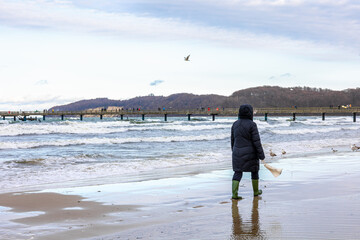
[354,112,357,122]
[120,115,123,120]
[292,113,296,121]
[322,113,325,121]
[100,115,103,120]
[43,115,46,121]
[265,113,268,121]
[188,114,191,121]
[142,114,145,121]
[164,114,167,121]
[14,116,16,121]
[2,116,5,120]
[61,115,64,121]
[211,114,216,121]
[80,115,83,121]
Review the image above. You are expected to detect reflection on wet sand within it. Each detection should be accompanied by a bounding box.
[231,198,265,240]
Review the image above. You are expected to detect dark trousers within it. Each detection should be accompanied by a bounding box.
[233,171,259,181]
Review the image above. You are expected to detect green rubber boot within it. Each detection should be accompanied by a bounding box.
[232,180,242,200]
[252,179,262,196]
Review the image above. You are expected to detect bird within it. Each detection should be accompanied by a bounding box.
[184,54,190,61]
[270,149,277,158]
[351,144,360,151]
[331,148,338,153]
[281,149,286,156]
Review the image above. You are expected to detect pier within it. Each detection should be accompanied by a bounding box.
[1,107,359,122]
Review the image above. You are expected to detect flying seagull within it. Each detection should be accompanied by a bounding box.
[184,55,190,61]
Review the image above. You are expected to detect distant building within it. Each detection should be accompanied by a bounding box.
[88,106,124,112]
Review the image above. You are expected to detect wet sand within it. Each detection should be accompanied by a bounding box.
[1,153,360,239]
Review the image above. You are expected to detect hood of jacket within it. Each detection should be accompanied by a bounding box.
[238,104,253,121]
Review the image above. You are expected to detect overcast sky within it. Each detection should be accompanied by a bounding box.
[1,0,360,110]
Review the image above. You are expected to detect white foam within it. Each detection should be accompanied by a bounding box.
[0,133,229,149]
[130,124,231,132]
[270,126,343,135]
[0,120,10,124]
[0,119,233,136]
[0,121,132,136]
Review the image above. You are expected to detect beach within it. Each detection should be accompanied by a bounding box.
[1,151,360,239]
[1,116,360,239]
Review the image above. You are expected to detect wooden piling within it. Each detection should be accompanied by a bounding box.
[188,114,191,121]
[322,112,325,121]
[265,113,268,121]
[80,115,83,121]
[61,115,64,121]
[293,113,296,121]
[120,115,123,120]
[100,115,103,120]
[354,112,357,122]
[164,114,167,121]
[43,115,46,121]
[142,114,145,121]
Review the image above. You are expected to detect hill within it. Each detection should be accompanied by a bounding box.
[223,86,360,108]
[49,86,360,111]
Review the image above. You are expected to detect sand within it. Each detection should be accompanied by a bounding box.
[1,152,360,240]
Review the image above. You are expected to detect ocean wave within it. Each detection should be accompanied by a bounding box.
[0,119,232,136]
[0,133,229,149]
[128,123,231,132]
[0,120,10,125]
[256,120,291,129]
[11,158,46,165]
[299,117,354,126]
[0,121,132,136]
[269,124,360,135]
[270,127,344,135]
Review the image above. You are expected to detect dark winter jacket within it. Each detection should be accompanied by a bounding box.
[231,104,265,172]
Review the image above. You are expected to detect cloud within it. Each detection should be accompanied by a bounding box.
[150,80,164,86]
[280,73,292,78]
[35,80,48,85]
[269,73,293,80]
[0,0,359,60]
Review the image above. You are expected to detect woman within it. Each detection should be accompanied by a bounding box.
[231,104,265,199]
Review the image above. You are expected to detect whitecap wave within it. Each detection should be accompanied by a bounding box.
[0,119,233,136]
[0,133,229,149]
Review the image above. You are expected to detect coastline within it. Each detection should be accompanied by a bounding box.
[1,152,360,239]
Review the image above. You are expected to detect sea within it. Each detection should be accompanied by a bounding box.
[1,115,360,193]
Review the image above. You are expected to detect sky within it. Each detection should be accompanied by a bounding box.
[1,0,360,110]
